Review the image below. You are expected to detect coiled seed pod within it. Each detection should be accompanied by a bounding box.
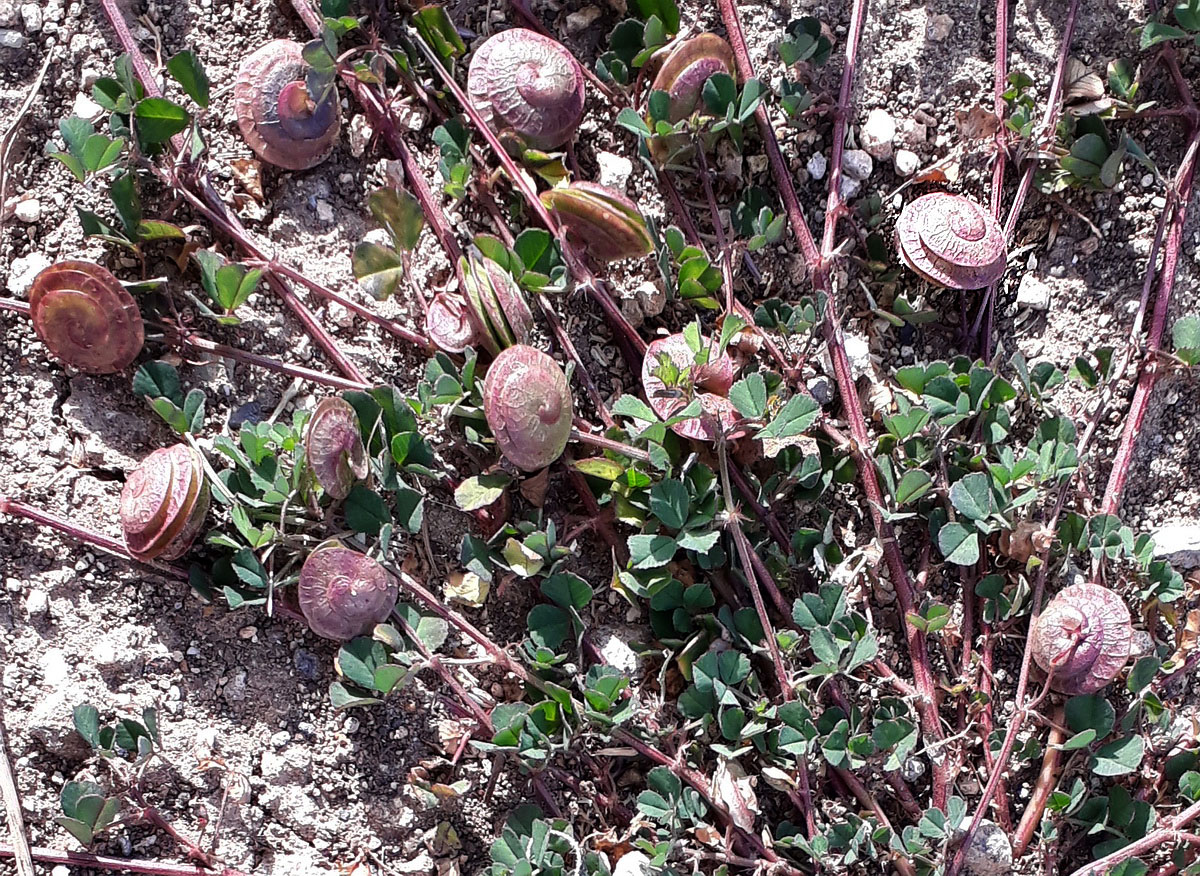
[1030,582,1133,694]
[483,345,573,471]
[234,39,342,170]
[650,34,736,122]
[427,293,484,354]
[467,28,585,151]
[895,192,1007,289]
[642,333,738,443]
[120,444,210,562]
[29,261,144,374]
[298,541,398,641]
[305,397,368,500]
[540,182,653,264]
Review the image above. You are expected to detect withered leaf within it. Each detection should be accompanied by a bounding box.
[955,105,1001,140]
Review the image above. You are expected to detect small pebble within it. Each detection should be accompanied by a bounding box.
[14,198,40,223]
[72,92,104,121]
[861,108,895,160]
[806,152,827,180]
[596,150,633,191]
[841,148,873,181]
[894,149,920,177]
[927,12,954,40]
[565,5,601,34]
[0,28,25,49]
[19,2,39,31]
[1015,273,1051,311]
[270,730,291,749]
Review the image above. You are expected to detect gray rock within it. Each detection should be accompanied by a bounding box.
[1152,523,1200,569]
[806,152,827,180]
[957,820,1012,876]
[841,148,874,181]
[0,1,17,26]
[0,27,25,48]
[1016,274,1051,311]
[565,5,601,34]
[806,375,833,405]
[14,198,41,223]
[927,12,954,40]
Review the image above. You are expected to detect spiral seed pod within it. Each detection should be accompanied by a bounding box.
[540,182,653,264]
[650,34,736,122]
[28,261,144,374]
[234,39,342,170]
[120,444,210,562]
[467,28,586,151]
[427,293,484,354]
[1030,582,1133,694]
[305,397,368,500]
[483,345,573,471]
[642,333,738,443]
[298,541,399,641]
[895,192,1007,289]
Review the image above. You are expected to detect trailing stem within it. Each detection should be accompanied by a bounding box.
[717,0,951,808]
[974,0,1082,357]
[1064,799,1200,876]
[0,844,236,876]
[1099,130,1200,516]
[98,0,367,385]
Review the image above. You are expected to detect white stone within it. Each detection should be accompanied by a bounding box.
[71,91,104,121]
[0,1,17,26]
[895,118,927,148]
[927,12,954,41]
[837,332,872,379]
[598,629,640,674]
[41,648,69,686]
[841,148,874,181]
[7,252,50,295]
[1152,523,1200,568]
[315,199,335,224]
[894,149,920,177]
[861,108,895,160]
[1015,273,1051,311]
[52,867,69,876]
[839,177,862,200]
[613,851,652,876]
[596,150,633,191]
[0,28,25,49]
[565,6,601,34]
[18,2,39,31]
[25,589,48,617]
[13,198,40,223]
[806,152,827,180]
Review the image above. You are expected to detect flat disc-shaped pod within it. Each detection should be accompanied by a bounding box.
[642,333,738,443]
[540,182,653,264]
[467,28,585,151]
[650,33,736,122]
[427,292,484,353]
[298,542,398,640]
[305,396,368,500]
[120,444,210,562]
[235,39,341,170]
[483,345,573,471]
[1031,582,1133,694]
[895,192,1007,290]
[29,261,144,374]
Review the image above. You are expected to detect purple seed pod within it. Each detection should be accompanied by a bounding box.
[467,28,586,151]
[305,397,368,501]
[895,192,1007,289]
[483,345,573,471]
[540,182,653,264]
[29,261,144,374]
[120,444,210,562]
[234,40,342,170]
[650,34,736,122]
[460,253,534,356]
[1030,582,1133,694]
[641,333,738,443]
[427,292,485,354]
[298,541,398,641]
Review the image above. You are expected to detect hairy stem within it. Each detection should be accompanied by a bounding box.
[0,844,236,876]
[1064,800,1200,876]
[1013,704,1066,857]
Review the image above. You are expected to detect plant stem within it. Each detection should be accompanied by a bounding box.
[1100,130,1200,515]
[1013,703,1066,857]
[0,495,189,582]
[97,0,366,384]
[173,330,372,392]
[569,427,650,461]
[835,767,917,876]
[974,0,1082,357]
[717,0,951,806]
[0,844,233,876]
[1064,799,1200,876]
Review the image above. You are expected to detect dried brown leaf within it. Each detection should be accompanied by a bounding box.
[230,157,265,202]
[1064,57,1105,104]
[1169,609,1200,668]
[520,467,550,507]
[955,105,1001,140]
